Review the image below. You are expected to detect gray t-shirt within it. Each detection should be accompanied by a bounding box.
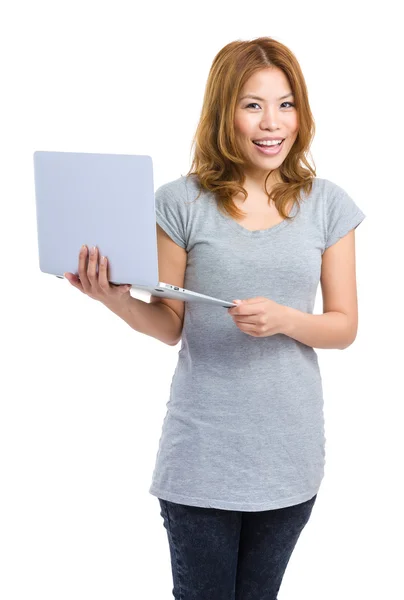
[149,174,366,511]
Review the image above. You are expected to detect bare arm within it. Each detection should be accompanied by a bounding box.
[105,295,181,346]
[282,229,359,350]
[282,309,353,350]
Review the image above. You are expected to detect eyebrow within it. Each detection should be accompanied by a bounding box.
[239,92,294,102]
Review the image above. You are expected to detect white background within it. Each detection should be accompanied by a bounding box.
[1,1,402,599]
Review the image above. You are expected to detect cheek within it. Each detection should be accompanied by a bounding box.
[234,113,255,136]
[290,115,299,132]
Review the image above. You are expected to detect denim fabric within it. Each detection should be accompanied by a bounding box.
[158,494,317,600]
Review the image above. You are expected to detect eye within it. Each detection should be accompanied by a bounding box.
[245,102,295,109]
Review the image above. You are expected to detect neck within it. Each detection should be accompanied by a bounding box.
[242,170,282,196]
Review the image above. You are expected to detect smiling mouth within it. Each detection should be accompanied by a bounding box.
[251,139,286,156]
[252,139,284,146]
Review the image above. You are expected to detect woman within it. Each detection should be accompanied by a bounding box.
[66,36,366,600]
[149,37,365,600]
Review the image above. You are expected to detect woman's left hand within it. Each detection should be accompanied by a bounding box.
[228,296,289,337]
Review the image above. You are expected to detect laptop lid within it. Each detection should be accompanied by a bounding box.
[33,150,159,286]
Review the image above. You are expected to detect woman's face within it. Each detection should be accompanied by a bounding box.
[234,67,299,178]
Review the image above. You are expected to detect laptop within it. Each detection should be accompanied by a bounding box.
[33,151,237,308]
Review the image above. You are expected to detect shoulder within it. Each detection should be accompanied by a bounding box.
[303,177,346,195]
[304,177,357,216]
[303,177,339,199]
[317,178,366,249]
[155,174,207,205]
[313,177,360,208]
[323,177,348,194]
[155,175,188,200]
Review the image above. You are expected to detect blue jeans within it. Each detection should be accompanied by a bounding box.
[158,494,317,600]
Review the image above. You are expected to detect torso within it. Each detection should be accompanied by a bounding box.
[231,194,293,232]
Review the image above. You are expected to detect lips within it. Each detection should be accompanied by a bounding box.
[252,138,285,156]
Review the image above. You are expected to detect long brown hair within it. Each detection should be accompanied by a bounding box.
[184,37,316,221]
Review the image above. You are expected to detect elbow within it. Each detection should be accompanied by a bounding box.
[339,333,357,350]
[339,316,358,350]
[169,329,183,347]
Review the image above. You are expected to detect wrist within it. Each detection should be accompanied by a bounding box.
[279,305,295,336]
[103,293,132,315]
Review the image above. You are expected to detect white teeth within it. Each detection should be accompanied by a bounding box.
[254,139,283,146]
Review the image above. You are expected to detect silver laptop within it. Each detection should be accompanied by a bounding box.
[33,151,237,308]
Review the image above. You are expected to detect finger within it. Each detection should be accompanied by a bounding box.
[98,254,110,290]
[118,284,132,294]
[233,317,255,325]
[87,245,99,287]
[78,245,90,291]
[236,322,257,336]
[233,307,260,316]
[64,272,85,293]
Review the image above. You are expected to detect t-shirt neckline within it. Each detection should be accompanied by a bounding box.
[215,198,299,238]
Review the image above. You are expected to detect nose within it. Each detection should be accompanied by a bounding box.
[260,107,280,129]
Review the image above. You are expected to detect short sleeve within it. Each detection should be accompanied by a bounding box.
[154,182,188,249]
[324,182,366,250]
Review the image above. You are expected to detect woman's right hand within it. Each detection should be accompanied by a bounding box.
[64,245,132,307]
